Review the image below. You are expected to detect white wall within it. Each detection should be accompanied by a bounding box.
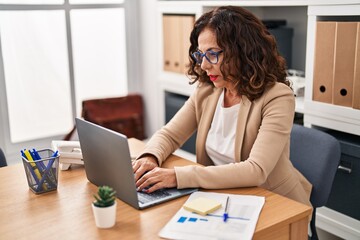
[138,0,163,137]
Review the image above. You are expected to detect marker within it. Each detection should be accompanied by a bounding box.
[223,196,230,222]
[21,150,41,185]
[30,149,45,171]
[24,149,48,190]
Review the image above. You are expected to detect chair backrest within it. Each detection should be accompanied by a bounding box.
[82,94,145,140]
[290,124,341,208]
[64,94,146,141]
[0,148,7,167]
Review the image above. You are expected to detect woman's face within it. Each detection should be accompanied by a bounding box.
[197,28,232,90]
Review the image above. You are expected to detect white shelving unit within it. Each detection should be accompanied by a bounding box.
[304,4,360,240]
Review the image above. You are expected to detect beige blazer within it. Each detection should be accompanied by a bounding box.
[140,82,312,207]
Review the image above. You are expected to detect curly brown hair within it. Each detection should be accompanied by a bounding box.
[187,6,290,101]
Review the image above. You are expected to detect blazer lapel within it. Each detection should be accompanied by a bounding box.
[234,96,252,162]
[196,87,222,165]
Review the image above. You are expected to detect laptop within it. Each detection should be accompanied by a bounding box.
[75,118,198,209]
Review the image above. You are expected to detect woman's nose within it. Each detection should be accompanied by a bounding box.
[200,58,211,70]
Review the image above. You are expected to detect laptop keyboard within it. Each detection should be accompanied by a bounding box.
[137,189,172,204]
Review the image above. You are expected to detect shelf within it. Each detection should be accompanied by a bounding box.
[317,207,360,240]
[159,72,196,97]
[304,101,360,124]
[160,73,305,114]
[295,96,304,114]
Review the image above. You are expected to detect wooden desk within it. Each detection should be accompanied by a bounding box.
[0,139,311,240]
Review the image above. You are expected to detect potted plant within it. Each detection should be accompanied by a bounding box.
[92,185,117,228]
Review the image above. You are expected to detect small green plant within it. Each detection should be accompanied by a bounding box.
[93,185,116,208]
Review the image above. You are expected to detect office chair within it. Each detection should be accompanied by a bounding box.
[64,94,145,141]
[290,124,341,240]
[0,148,7,167]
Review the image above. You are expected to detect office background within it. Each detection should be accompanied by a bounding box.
[0,1,359,240]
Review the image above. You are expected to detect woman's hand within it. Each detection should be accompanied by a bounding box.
[132,155,159,182]
[135,167,177,193]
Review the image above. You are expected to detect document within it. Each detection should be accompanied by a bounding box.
[159,191,265,240]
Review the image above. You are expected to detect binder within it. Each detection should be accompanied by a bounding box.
[313,22,336,104]
[353,23,360,109]
[333,22,358,107]
[180,15,195,74]
[163,15,195,74]
[163,15,181,73]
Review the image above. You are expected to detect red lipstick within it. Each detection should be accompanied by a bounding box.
[209,75,218,82]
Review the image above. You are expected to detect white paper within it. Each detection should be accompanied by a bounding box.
[159,191,265,240]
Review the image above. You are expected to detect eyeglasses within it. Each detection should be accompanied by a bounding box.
[192,50,223,65]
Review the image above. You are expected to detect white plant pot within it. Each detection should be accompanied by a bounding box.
[92,201,117,228]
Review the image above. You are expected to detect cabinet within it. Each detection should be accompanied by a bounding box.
[165,91,197,154]
[155,1,360,239]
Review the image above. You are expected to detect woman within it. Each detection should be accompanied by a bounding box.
[133,6,312,207]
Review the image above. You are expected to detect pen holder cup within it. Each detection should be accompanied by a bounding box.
[22,149,60,194]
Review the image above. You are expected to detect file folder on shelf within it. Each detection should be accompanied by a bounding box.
[163,15,182,73]
[180,15,194,74]
[353,23,360,110]
[313,21,336,104]
[333,22,357,107]
[163,15,194,74]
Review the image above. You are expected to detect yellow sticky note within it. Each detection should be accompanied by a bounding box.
[183,197,222,216]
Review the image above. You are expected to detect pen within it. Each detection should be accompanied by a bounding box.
[35,150,59,192]
[39,149,58,188]
[223,196,230,222]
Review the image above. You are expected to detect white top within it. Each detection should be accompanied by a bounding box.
[205,90,240,165]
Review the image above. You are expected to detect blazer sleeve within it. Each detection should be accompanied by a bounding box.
[137,87,201,166]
